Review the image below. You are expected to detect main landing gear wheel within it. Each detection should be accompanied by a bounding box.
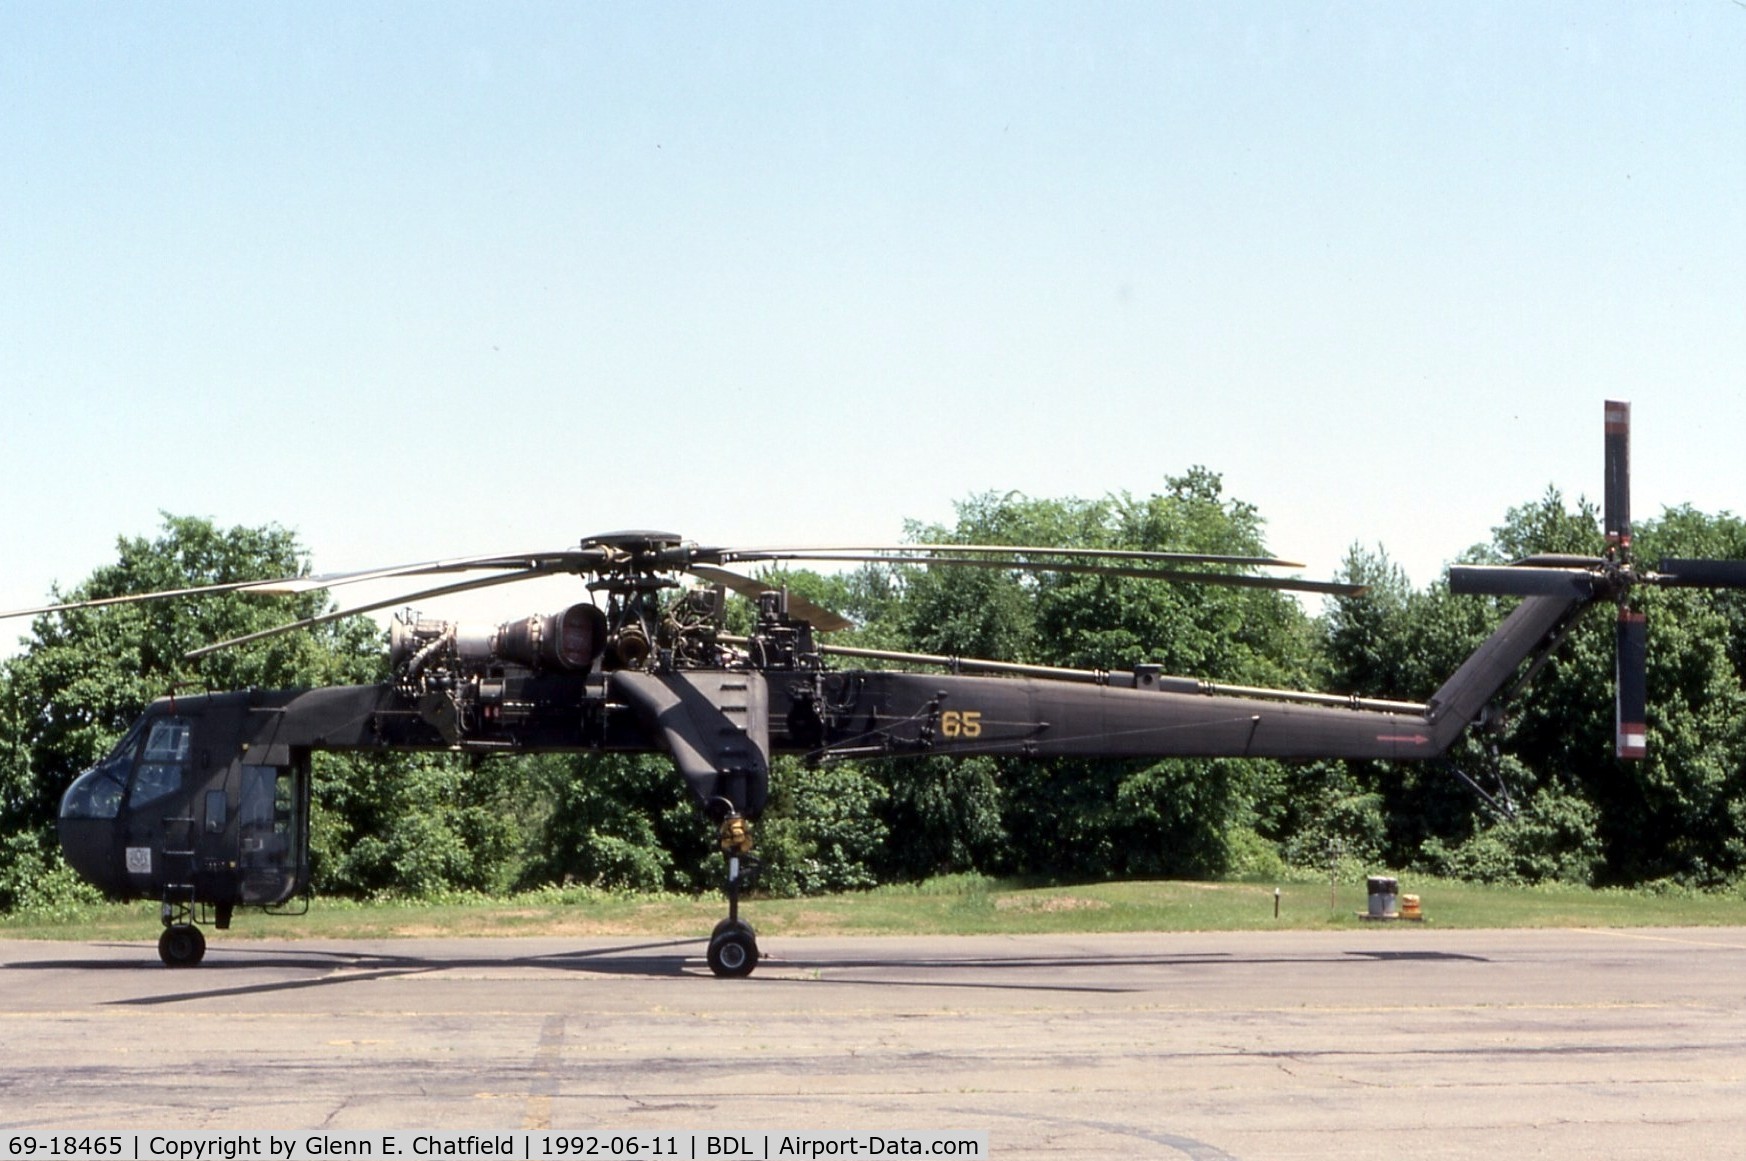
[707,919,759,978]
[158,924,206,967]
[707,809,761,978]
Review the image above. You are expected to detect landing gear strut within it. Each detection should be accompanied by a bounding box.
[707,813,760,978]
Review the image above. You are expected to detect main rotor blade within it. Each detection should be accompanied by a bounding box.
[0,549,609,624]
[685,564,855,633]
[717,551,1364,596]
[182,567,558,660]
[1654,558,1746,590]
[714,544,1305,569]
[1447,565,1599,599]
[1615,608,1648,760]
[1604,400,1632,553]
[0,576,318,622]
[287,548,610,586]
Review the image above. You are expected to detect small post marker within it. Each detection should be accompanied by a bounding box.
[1273,887,1281,918]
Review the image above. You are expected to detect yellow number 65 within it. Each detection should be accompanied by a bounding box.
[940,710,982,738]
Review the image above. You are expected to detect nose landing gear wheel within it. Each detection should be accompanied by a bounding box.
[706,921,759,978]
[158,924,206,967]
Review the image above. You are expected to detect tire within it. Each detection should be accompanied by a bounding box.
[706,927,759,978]
[158,924,206,968]
[711,917,757,940]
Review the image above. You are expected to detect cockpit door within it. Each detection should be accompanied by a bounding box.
[123,715,199,890]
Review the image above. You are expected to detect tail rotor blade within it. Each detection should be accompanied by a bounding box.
[1448,565,1597,599]
[1655,558,1746,590]
[1615,608,1648,760]
[1604,400,1632,553]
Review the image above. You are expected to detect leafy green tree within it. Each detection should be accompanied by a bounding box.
[1419,770,1604,885]
[756,758,890,895]
[1038,481,1314,687]
[0,827,98,916]
[1320,545,1497,701]
[1596,533,1746,884]
[1315,494,1615,881]
[514,752,892,899]
[893,475,1312,682]
[1652,504,1746,682]
[309,752,533,898]
[1316,544,1501,869]
[872,755,1007,880]
[517,753,713,893]
[1272,759,1391,871]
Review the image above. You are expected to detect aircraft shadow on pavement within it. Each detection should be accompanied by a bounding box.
[3,939,1493,1006]
[3,938,702,1006]
[762,947,1492,994]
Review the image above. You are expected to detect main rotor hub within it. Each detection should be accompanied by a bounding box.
[581,530,686,558]
[579,530,694,594]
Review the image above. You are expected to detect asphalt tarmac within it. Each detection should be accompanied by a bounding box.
[3,927,1744,1159]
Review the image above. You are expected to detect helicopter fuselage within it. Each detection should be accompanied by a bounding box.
[58,596,1560,916]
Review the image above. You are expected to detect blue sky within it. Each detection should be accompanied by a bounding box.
[3,2,1743,653]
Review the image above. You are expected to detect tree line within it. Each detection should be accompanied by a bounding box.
[3,473,1744,914]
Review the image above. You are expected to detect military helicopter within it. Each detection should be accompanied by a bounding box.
[7,401,1745,975]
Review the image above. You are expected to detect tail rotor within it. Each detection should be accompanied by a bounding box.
[1448,400,1746,760]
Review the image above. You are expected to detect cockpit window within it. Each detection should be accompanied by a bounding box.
[129,762,181,806]
[143,719,192,763]
[60,718,146,821]
[129,717,192,807]
[62,759,126,820]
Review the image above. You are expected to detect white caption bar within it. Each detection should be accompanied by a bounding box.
[3,1134,988,1161]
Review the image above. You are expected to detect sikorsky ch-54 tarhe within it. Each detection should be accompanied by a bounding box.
[6,401,1743,975]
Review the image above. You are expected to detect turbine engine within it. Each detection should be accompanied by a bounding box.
[389,602,608,678]
[387,604,610,744]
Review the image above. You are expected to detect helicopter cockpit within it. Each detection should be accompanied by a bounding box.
[59,717,150,896]
[58,697,311,964]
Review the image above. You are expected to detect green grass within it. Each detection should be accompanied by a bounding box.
[5,873,1746,942]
